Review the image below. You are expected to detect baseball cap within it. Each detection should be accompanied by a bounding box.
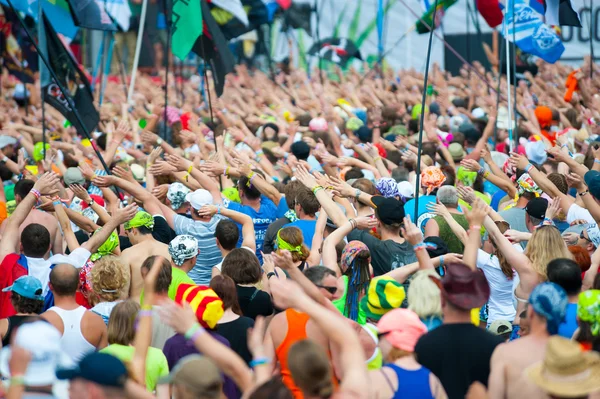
[185,189,213,210]
[525,197,549,220]
[167,182,191,210]
[397,181,414,199]
[64,167,86,186]
[0,135,17,149]
[2,275,44,300]
[169,235,199,266]
[56,352,127,388]
[0,321,73,386]
[489,320,513,335]
[585,224,600,248]
[584,170,600,199]
[528,282,568,335]
[159,355,221,398]
[377,309,427,352]
[371,196,405,225]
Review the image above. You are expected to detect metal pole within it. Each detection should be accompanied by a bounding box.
[162,0,172,140]
[38,0,45,159]
[127,0,148,103]
[314,0,323,86]
[504,4,514,153]
[377,0,384,68]
[493,34,505,148]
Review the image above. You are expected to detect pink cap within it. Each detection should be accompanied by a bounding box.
[377,309,427,352]
[309,117,328,131]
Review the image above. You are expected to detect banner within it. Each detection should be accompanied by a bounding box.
[0,0,77,39]
[40,13,98,135]
[102,0,131,31]
[0,5,37,83]
[172,0,203,59]
[66,0,116,31]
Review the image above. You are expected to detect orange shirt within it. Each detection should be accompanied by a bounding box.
[0,202,6,226]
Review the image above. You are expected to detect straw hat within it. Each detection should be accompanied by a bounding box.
[526,336,600,398]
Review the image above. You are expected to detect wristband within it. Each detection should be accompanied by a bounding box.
[30,189,41,200]
[250,357,270,368]
[217,205,221,215]
[52,200,62,206]
[373,156,382,163]
[9,375,25,386]
[137,310,153,318]
[141,304,153,311]
[470,225,481,231]
[156,138,163,145]
[579,189,589,197]
[524,163,534,173]
[256,150,264,157]
[1,156,8,163]
[413,243,427,251]
[594,159,600,165]
[439,255,444,268]
[483,171,491,178]
[184,323,202,340]
[477,168,485,175]
[184,164,193,182]
[249,174,257,186]
[224,166,230,177]
[312,185,324,195]
[267,272,277,279]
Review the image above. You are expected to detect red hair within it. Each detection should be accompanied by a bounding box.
[568,245,591,273]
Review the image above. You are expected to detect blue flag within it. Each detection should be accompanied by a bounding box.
[504,0,564,63]
[0,0,78,39]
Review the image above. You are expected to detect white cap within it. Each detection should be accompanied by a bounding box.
[397,181,414,199]
[471,107,486,119]
[0,321,73,386]
[185,189,214,210]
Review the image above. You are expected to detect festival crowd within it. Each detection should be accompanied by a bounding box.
[0,55,599,399]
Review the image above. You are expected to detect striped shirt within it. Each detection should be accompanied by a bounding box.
[173,214,222,285]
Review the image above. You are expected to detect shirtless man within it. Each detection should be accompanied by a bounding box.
[488,282,568,399]
[0,179,62,255]
[121,211,171,299]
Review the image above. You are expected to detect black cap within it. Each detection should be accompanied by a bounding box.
[57,353,127,388]
[525,197,548,220]
[372,196,405,225]
[291,141,311,161]
[585,170,600,199]
[356,126,373,143]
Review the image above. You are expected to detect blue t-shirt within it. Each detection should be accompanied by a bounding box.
[286,219,317,249]
[276,199,289,219]
[223,196,277,263]
[404,196,437,232]
[558,303,578,339]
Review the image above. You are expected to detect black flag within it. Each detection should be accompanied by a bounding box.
[192,0,235,97]
[65,0,117,31]
[40,12,99,136]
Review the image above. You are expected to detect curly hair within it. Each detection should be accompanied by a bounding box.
[11,292,43,314]
[90,255,129,303]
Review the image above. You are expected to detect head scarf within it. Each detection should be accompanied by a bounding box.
[124,211,155,231]
[456,166,477,187]
[169,235,199,266]
[528,282,568,335]
[167,183,191,210]
[376,177,401,198]
[578,290,600,336]
[33,142,51,162]
[345,117,364,131]
[341,241,370,274]
[535,106,553,129]
[276,230,302,253]
[90,230,119,262]
[421,167,446,195]
[221,187,241,204]
[516,173,542,197]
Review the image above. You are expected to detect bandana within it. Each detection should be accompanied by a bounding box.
[516,173,542,197]
[124,211,155,231]
[456,167,477,187]
[169,235,199,266]
[376,177,400,198]
[528,282,568,335]
[340,241,370,274]
[33,142,51,162]
[345,117,364,131]
[503,158,517,182]
[578,290,600,336]
[284,209,299,223]
[276,230,302,253]
[421,167,446,195]
[90,230,119,262]
[167,183,191,210]
[165,106,181,126]
[222,187,241,204]
[82,207,99,224]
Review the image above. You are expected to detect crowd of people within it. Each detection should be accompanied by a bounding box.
[0,55,599,399]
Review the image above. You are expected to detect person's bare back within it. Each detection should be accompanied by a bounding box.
[1,209,62,255]
[121,239,171,299]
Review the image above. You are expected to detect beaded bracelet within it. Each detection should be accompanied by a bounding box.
[477,168,485,175]
[30,189,41,200]
[413,243,427,251]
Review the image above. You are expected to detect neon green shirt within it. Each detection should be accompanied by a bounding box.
[100,344,169,390]
[140,267,195,303]
[332,275,367,325]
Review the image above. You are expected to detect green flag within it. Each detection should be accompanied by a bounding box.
[415,0,458,34]
[172,0,203,59]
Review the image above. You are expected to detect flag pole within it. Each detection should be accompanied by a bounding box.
[512,8,517,150]
[413,0,439,224]
[493,32,505,148]
[314,0,324,86]
[377,0,384,69]
[111,34,129,101]
[162,0,172,141]
[505,0,514,153]
[38,0,45,159]
[7,0,111,173]
[127,0,149,104]
[590,0,594,79]
[99,34,114,106]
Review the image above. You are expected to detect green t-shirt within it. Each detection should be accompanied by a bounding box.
[332,275,367,325]
[100,344,169,390]
[140,267,195,303]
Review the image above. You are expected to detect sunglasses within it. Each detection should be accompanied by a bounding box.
[580,231,592,242]
[377,331,390,339]
[316,285,337,295]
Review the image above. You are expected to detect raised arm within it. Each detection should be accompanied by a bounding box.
[295,166,346,227]
[322,216,377,276]
[463,200,488,269]
[198,205,257,252]
[402,216,435,271]
[81,204,137,254]
[427,202,469,245]
[166,154,222,205]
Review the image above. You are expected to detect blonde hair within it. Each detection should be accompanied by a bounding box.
[386,348,413,363]
[407,270,442,318]
[524,226,572,280]
[288,340,333,398]
[277,227,310,263]
[91,255,129,303]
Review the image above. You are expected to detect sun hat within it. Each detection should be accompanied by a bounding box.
[57,352,127,388]
[167,182,191,210]
[159,355,221,397]
[221,187,241,204]
[2,275,44,300]
[0,135,17,149]
[375,177,400,198]
[517,173,543,197]
[577,289,600,336]
[448,142,466,161]
[0,321,73,386]
[528,282,568,335]
[340,241,370,274]
[360,277,406,321]
[456,166,477,187]
[174,284,224,329]
[64,167,86,186]
[377,309,427,352]
[430,262,490,310]
[169,235,199,267]
[185,189,214,210]
[124,211,155,231]
[526,336,600,398]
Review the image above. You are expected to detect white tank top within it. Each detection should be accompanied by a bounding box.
[48,306,96,362]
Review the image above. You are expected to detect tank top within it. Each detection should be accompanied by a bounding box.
[47,306,96,362]
[434,214,470,254]
[2,315,36,347]
[332,276,366,325]
[276,309,338,399]
[381,363,435,399]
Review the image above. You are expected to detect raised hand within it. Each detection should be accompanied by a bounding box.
[401,216,423,246]
[158,300,197,335]
[92,175,116,188]
[480,148,492,164]
[141,131,159,145]
[197,205,218,218]
[427,202,451,219]
[199,160,226,177]
[262,253,275,274]
[355,216,378,230]
[566,172,586,191]
[69,184,92,203]
[509,152,529,170]
[464,198,488,227]
[147,147,163,166]
[112,165,134,182]
[269,278,306,310]
[151,184,169,201]
[294,165,318,190]
[78,162,96,181]
[113,203,138,224]
[545,198,561,221]
[272,250,295,271]
[166,154,192,172]
[460,159,482,173]
[33,172,60,196]
[457,185,477,205]
[149,160,177,176]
